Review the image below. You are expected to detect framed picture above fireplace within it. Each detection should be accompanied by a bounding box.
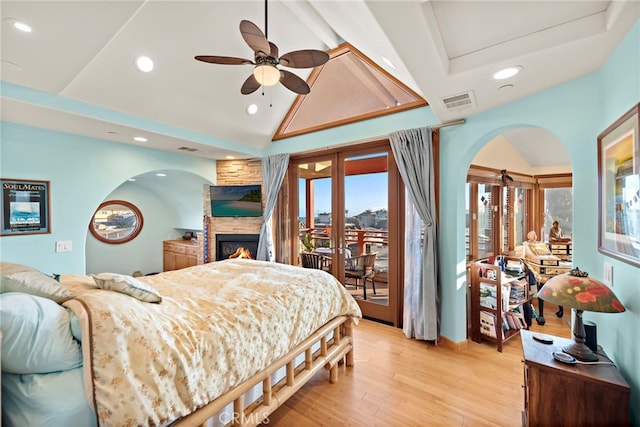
[210,184,262,217]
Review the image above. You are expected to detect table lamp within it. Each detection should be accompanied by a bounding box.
[537,267,625,361]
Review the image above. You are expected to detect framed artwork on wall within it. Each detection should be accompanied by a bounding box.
[1,178,51,236]
[597,103,640,267]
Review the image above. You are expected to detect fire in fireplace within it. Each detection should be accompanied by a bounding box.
[216,234,259,261]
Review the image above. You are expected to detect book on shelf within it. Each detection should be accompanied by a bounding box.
[508,278,527,305]
[479,282,511,310]
[480,310,497,338]
[502,308,527,331]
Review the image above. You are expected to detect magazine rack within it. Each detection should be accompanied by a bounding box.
[470,258,529,352]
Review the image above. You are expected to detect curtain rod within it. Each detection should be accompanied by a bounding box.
[432,119,465,130]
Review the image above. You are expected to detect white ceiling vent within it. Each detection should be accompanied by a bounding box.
[178,146,198,152]
[441,91,475,110]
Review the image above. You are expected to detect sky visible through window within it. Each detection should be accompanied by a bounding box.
[299,173,388,218]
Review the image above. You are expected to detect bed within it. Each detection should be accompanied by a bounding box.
[0,258,362,426]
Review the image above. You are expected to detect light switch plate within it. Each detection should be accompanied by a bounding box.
[603,262,613,287]
[55,240,73,253]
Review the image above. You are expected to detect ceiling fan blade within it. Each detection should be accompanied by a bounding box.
[269,42,279,59]
[279,50,329,68]
[241,74,261,95]
[280,70,310,94]
[240,20,270,55]
[195,55,254,65]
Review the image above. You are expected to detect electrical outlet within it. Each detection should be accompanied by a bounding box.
[603,262,613,287]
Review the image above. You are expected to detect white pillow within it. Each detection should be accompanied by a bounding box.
[0,292,82,374]
[91,272,162,303]
[0,262,73,303]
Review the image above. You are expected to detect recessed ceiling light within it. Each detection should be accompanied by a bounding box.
[246,104,258,115]
[133,136,148,142]
[156,173,167,177]
[136,56,154,72]
[6,19,32,33]
[493,66,522,80]
[225,155,235,159]
[127,178,136,182]
[382,56,396,69]
[499,84,514,90]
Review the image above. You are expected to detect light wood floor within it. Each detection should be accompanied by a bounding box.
[264,300,570,426]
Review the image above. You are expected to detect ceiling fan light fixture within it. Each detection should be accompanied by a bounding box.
[253,64,280,86]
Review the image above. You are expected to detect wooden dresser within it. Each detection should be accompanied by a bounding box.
[521,330,630,427]
[163,240,199,272]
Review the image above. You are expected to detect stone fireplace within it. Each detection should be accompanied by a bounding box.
[215,234,260,261]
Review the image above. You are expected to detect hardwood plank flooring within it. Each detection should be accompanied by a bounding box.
[263,300,570,426]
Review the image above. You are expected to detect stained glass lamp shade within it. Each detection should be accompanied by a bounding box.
[537,268,625,361]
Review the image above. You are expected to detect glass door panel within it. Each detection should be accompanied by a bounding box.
[297,160,334,265]
[477,183,494,257]
[343,153,389,306]
[290,142,400,325]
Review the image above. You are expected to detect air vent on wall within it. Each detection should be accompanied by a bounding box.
[441,91,475,110]
[178,146,198,152]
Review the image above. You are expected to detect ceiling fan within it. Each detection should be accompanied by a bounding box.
[195,1,329,95]
[500,169,514,186]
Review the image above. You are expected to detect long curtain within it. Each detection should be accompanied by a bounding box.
[256,153,290,261]
[389,127,440,341]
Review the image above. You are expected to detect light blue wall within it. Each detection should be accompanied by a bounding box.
[0,123,217,274]
[437,21,639,423]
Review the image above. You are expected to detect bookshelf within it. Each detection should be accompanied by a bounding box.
[470,258,529,352]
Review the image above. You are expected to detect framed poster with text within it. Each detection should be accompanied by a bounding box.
[1,178,51,236]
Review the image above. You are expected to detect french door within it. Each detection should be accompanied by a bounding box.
[289,140,402,325]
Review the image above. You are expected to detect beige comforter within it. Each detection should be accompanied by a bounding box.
[63,259,361,427]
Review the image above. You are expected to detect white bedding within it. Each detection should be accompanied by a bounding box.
[61,259,361,426]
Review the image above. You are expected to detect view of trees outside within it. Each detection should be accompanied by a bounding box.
[544,187,573,238]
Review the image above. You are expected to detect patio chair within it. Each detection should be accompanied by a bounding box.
[301,252,329,271]
[344,253,377,300]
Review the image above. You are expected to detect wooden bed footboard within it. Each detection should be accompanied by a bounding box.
[173,315,356,427]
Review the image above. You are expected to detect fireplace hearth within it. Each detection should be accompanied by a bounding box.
[216,234,259,261]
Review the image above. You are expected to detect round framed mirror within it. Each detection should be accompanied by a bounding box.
[89,200,143,244]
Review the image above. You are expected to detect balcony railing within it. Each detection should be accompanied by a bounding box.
[299,227,388,257]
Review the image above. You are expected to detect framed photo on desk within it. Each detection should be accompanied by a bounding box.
[1,178,51,236]
[597,103,640,267]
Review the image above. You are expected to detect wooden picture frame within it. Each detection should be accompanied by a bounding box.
[597,103,640,267]
[1,178,51,236]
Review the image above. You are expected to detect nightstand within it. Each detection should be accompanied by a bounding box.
[521,330,630,426]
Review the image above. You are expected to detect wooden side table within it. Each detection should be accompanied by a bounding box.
[521,330,630,426]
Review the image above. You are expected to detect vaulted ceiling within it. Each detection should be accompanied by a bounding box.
[2,1,638,165]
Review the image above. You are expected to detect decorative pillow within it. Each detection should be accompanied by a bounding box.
[1,262,73,303]
[0,261,36,276]
[0,292,83,374]
[91,272,162,303]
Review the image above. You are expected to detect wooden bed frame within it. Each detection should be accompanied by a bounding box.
[174,315,356,427]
